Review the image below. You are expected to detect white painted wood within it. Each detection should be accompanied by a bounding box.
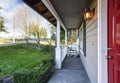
[98,0,108,83]
[41,0,69,68]
[67,44,79,57]
[78,29,80,54]
[86,21,97,32]
[79,0,98,83]
[56,20,60,48]
[86,42,98,83]
[65,30,67,46]
[86,28,97,37]
[55,20,61,69]
[55,48,61,69]
[61,46,67,62]
[86,34,98,42]
[86,19,97,29]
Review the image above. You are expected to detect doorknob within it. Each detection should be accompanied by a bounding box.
[108,48,112,51]
[106,55,112,60]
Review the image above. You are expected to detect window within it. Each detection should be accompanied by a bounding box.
[79,22,86,56]
[80,25,83,51]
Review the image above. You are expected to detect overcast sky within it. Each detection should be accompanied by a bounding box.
[0,0,52,38]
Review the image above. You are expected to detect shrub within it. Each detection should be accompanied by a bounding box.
[41,45,55,56]
[41,45,51,52]
[13,69,32,83]
[13,58,53,83]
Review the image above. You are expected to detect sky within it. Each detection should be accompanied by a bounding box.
[0,0,52,38]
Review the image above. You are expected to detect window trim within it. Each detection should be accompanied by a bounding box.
[79,21,86,57]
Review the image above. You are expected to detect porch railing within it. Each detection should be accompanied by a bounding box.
[67,44,79,57]
[61,46,68,63]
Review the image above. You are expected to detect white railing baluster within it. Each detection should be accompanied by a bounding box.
[61,46,67,63]
[67,44,79,57]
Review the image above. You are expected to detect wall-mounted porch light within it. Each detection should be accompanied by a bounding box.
[83,8,94,20]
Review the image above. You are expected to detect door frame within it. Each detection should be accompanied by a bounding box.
[98,0,108,83]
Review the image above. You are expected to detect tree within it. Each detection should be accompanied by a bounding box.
[0,17,5,32]
[39,27,47,38]
[60,27,65,46]
[48,25,56,46]
[14,4,48,47]
[29,22,47,48]
[68,29,78,44]
[14,5,30,44]
[0,7,6,32]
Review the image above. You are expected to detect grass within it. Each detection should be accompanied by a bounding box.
[0,44,53,78]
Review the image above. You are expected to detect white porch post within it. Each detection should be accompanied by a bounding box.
[65,30,67,46]
[55,20,61,69]
[98,0,108,83]
[78,29,80,54]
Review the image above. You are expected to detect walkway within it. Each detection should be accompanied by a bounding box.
[48,56,91,83]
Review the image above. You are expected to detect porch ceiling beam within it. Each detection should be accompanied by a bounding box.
[41,0,67,31]
[23,1,50,25]
[49,17,56,21]
[32,2,42,7]
[50,19,56,23]
[41,9,50,14]
[32,0,42,7]
[43,12,51,16]
[53,21,57,25]
[47,16,54,19]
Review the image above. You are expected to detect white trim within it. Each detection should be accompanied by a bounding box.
[56,20,60,48]
[55,20,61,69]
[65,30,67,46]
[79,48,84,56]
[98,0,108,83]
[55,48,61,69]
[41,0,67,31]
[61,46,67,62]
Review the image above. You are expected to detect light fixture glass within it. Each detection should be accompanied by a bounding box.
[83,8,93,20]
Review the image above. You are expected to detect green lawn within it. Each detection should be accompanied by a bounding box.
[0,44,53,78]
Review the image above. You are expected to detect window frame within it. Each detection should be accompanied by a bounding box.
[79,21,86,56]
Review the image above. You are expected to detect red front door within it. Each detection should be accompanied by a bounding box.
[108,0,120,83]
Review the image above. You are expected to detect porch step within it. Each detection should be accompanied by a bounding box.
[48,56,91,83]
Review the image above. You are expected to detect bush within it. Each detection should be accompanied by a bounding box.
[13,69,32,83]
[13,58,53,83]
[41,45,51,52]
[41,45,55,56]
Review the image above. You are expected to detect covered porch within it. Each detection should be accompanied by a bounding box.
[23,0,92,69]
[23,0,108,83]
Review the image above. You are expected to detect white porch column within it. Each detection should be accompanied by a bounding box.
[98,0,108,83]
[65,30,67,46]
[55,20,61,69]
[78,29,80,54]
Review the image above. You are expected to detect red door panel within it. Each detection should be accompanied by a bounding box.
[115,12,120,83]
[108,0,120,83]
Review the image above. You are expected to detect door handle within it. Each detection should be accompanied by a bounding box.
[106,55,112,60]
[108,48,112,51]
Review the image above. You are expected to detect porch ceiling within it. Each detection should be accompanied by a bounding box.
[23,0,92,29]
[50,0,92,29]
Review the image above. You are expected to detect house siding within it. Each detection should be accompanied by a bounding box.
[80,0,98,83]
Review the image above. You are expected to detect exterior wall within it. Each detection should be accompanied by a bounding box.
[79,0,98,83]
